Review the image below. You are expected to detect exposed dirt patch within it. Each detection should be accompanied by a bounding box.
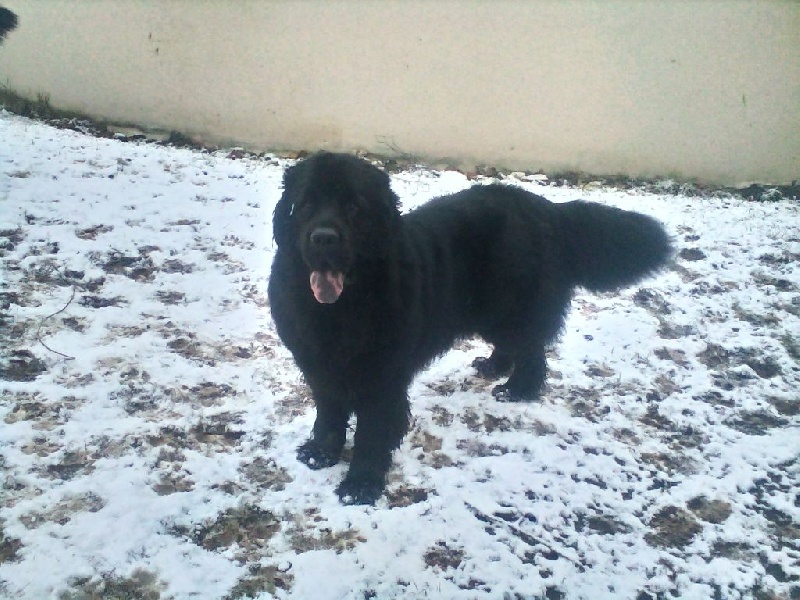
[177,505,281,560]
[75,224,114,240]
[161,259,195,274]
[152,473,194,496]
[457,439,510,458]
[408,428,455,468]
[645,506,702,548]
[575,512,632,535]
[154,290,186,305]
[224,565,293,600]
[766,396,799,416]
[240,457,292,491]
[0,227,27,253]
[678,248,706,261]
[20,492,104,528]
[726,410,789,435]
[42,450,96,481]
[5,394,82,430]
[0,350,47,381]
[461,408,514,433]
[79,294,124,309]
[752,272,798,292]
[686,496,732,524]
[100,251,158,282]
[654,347,690,367]
[424,541,465,570]
[0,521,23,563]
[286,509,366,554]
[632,288,673,315]
[190,415,246,447]
[59,569,167,600]
[386,485,431,508]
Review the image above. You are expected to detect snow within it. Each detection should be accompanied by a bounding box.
[1,111,798,599]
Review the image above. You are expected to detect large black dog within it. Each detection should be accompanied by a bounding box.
[0,6,18,43]
[268,152,672,504]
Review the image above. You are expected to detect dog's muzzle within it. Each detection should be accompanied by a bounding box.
[305,226,346,304]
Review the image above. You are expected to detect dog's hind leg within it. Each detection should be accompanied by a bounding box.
[491,344,548,403]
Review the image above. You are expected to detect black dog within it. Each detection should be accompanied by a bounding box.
[268,152,672,504]
[0,6,18,44]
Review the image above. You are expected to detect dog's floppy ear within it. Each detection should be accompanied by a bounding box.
[356,159,401,217]
[374,169,402,214]
[272,162,303,248]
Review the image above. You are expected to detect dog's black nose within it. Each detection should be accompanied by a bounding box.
[309,227,340,247]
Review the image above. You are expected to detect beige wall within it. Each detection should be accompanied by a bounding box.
[1,1,797,185]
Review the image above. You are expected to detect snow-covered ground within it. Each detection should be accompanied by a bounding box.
[0,111,798,600]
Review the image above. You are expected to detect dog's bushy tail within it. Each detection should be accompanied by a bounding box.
[0,7,18,43]
[557,200,673,292]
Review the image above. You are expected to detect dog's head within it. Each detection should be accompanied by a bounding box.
[273,152,402,304]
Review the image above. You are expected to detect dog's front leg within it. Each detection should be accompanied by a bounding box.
[297,396,348,470]
[336,392,410,505]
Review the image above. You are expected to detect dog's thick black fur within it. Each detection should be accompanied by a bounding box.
[0,7,18,43]
[268,152,672,504]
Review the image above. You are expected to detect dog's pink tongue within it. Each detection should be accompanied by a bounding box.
[310,271,344,304]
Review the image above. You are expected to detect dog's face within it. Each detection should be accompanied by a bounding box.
[273,153,401,304]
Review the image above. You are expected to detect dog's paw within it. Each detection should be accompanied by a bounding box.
[336,474,385,505]
[491,384,539,403]
[297,439,341,470]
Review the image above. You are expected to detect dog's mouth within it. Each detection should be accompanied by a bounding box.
[310,270,345,304]
[302,222,350,304]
